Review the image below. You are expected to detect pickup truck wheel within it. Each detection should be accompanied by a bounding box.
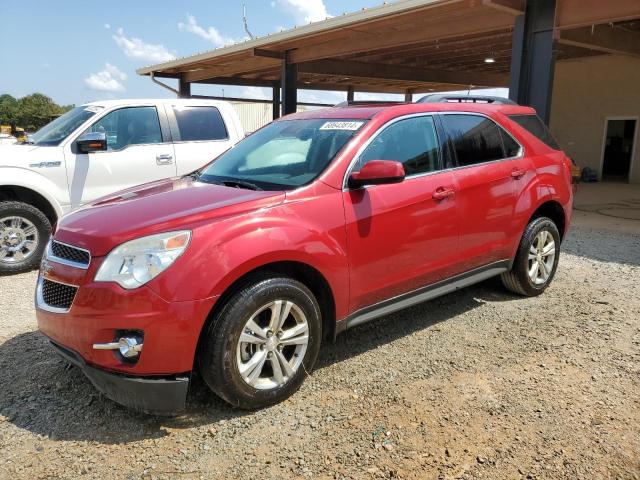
[199,277,322,409]
[501,216,560,297]
[0,201,51,275]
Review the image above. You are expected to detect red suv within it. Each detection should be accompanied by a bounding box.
[36,97,573,414]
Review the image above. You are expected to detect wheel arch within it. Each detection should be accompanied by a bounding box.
[529,200,566,240]
[0,184,61,225]
[193,260,337,370]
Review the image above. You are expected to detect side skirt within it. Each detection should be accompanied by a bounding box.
[335,260,510,336]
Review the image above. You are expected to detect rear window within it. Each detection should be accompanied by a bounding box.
[172,106,228,141]
[442,114,505,166]
[509,114,559,150]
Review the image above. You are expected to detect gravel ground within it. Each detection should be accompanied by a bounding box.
[0,222,639,480]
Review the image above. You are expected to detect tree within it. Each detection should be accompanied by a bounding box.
[0,93,74,131]
[0,94,18,126]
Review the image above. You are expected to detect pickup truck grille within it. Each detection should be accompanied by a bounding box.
[41,279,78,311]
[50,240,91,268]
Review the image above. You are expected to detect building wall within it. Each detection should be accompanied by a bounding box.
[230,102,312,134]
[550,54,640,183]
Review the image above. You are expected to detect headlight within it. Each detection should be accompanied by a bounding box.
[95,231,191,289]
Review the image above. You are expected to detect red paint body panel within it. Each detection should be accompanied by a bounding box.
[37,101,573,379]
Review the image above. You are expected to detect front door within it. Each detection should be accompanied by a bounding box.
[65,105,176,207]
[343,115,460,312]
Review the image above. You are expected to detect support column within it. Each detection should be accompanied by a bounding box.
[281,51,298,115]
[347,86,355,103]
[509,0,557,124]
[178,74,191,98]
[272,82,281,120]
[404,89,414,102]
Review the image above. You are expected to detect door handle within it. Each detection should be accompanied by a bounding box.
[511,168,526,179]
[432,187,455,201]
[156,154,174,165]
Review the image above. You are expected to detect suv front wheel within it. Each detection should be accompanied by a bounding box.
[0,201,51,275]
[501,216,561,296]
[199,276,322,409]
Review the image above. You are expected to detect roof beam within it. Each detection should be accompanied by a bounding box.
[557,24,640,57]
[481,0,524,15]
[288,9,517,63]
[297,59,508,87]
[183,57,280,82]
[556,0,640,30]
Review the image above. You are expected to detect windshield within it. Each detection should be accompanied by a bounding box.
[198,118,366,190]
[30,105,103,146]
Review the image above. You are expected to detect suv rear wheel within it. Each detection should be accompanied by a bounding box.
[0,201,51,275]
[501,216,560,296]
[199,276,322,409]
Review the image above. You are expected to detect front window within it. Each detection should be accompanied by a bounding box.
[30,106,102,146]
[197,118,365,190]
[85,106,162,150]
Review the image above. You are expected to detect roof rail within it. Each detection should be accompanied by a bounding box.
[417,94,517,105]
[333,100,406,107]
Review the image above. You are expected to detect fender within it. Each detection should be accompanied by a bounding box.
[147,197,350,319]
[0,166,67,219]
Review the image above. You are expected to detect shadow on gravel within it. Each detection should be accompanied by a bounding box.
[0,279,514,444]
[562,226,640,267]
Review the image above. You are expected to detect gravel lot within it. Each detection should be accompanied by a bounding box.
[0,212,639,479]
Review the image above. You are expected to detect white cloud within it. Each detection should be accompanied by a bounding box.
[113,28,175,63]
[274,0,331,24]
[84,63,127,92]
[104,23,111,30]
[178,14,243,47]
[242,87,272,100]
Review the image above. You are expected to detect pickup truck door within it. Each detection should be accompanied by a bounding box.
[164,103,240,174]
[63,104,176,207]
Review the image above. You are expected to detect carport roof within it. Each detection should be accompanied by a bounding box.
[137,0,640,94]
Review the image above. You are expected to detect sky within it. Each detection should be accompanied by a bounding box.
[0,0,505,106]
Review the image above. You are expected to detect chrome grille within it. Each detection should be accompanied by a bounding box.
[41,279,78,311]
[49,240,91,268]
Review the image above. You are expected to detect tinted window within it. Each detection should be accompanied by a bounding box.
[509,114,559,150]
[88,107,162,150]
[198,119,364,190]
[358,116,440,176]
[443,114,505,166]
[173,106,228,141]
[500,129,522,157]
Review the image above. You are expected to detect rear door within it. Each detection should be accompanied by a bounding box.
[166,103,238,174]
[343,114,460,312]
[65,104,176,207]
[441,113,525,272]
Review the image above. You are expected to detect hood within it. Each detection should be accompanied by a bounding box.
[55,177,286,256]
[0,144,51,167]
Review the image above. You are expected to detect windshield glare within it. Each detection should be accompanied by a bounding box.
[198,118,366,190]
[30,106,103,146]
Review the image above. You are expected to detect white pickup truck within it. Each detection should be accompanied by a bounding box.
[0,99,244,274]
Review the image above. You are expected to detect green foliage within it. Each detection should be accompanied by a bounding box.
[0,93,74,132]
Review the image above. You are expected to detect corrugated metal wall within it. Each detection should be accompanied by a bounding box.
[230,102,312,134]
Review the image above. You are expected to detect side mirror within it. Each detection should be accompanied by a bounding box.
[348,160,405,189]
[76,132,107,153]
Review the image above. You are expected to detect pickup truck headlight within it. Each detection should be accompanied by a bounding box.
[95,231,191,289]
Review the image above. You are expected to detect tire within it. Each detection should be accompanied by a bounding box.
[0,201,51,275]
[199,276,322,409]
[501,216,561,297]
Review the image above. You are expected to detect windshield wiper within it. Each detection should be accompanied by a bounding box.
[220,179,263,191]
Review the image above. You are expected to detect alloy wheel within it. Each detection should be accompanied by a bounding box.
[527,229,555,285]
[236,300,309,390]
[0,216,39,264]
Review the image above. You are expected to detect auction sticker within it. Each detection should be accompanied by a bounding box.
[319,121,364,131]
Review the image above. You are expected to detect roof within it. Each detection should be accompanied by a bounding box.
[137,0,639,96]
[279,100,535,121]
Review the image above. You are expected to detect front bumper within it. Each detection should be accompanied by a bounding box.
[48,338,189,415]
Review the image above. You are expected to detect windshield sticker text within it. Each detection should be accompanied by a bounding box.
[319,121,364,131]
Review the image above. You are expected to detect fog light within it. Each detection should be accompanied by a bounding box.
[93,335,143,358]
[118,336,143,358]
